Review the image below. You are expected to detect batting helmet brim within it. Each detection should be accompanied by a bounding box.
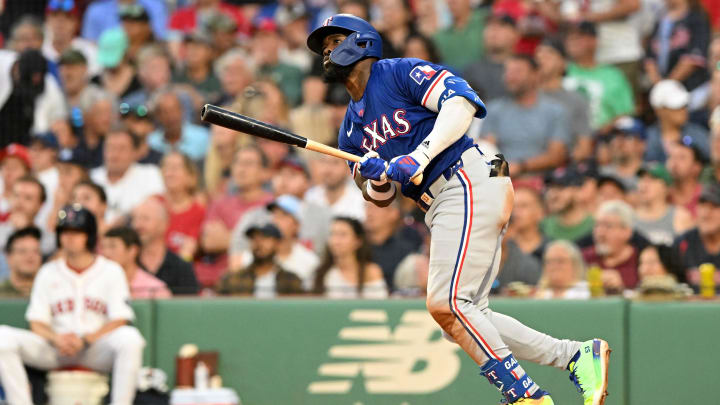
[307,25,355,56]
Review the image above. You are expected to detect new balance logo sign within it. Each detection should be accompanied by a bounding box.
[307,309,461,394]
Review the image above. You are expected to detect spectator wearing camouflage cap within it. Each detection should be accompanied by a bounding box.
[541,166,595,242]
[673,183,720,288]
[174,31,222,104]
[635,163,694,246]
[58,50,105,112]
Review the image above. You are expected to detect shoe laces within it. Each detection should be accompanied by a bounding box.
[568,362,585,394]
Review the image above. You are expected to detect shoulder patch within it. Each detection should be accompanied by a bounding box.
[410,65,437,85]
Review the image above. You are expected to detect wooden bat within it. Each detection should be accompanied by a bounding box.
[200,104,422,185]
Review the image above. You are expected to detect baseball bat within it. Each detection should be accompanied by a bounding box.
[200,104,422,185]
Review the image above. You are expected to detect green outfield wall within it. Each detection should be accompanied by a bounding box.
[0,297,716,405]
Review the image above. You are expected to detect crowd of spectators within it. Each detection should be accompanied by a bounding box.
[1,0,720,300]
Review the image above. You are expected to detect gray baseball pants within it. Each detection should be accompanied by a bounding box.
[424,147,581,368]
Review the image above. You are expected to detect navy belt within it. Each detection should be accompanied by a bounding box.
[416,147,509,213]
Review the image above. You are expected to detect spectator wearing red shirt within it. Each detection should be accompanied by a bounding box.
[0,145,32,220]
[159,151,205,261]
[582,200,640,291]
[196,145,273,288]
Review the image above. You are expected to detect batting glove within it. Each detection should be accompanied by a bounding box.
[386,149,430,185]
[359,150,388,182]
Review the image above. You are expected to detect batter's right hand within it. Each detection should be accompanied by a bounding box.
[359,151,388,182]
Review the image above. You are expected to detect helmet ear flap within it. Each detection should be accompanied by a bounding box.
[329,31,383,66]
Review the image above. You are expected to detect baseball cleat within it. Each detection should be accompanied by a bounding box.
[568,339,611,405]
[500,391,554,404]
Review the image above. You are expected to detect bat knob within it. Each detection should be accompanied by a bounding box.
[200,104,209,120]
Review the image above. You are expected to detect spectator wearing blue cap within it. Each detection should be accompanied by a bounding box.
[216,222,304,298]
[599,116,647,190]
[645,79,710,163]
[230,195,320,291]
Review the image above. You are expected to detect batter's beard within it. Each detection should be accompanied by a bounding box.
[322,58,356,83]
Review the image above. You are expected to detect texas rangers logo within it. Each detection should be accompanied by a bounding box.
[410,65,437,85]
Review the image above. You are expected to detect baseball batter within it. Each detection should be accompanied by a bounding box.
[307,15,610,405]
[0,204,144,405]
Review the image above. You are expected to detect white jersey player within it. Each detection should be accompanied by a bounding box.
[0,204,144,405]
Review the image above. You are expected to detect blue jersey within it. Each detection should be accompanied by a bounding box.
[338,58,487,201]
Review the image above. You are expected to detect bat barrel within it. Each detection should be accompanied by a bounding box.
[200,104,308,148]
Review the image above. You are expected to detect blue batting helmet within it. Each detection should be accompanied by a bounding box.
[307,14,382,66]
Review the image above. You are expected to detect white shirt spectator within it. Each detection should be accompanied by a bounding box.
[560,0,643,64]
[304,179,366,221]
[91,163,164,223]
[323,267,389,299]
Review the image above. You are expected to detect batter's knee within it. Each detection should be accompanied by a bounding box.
[426,299,456,332]
[0,325,20,352]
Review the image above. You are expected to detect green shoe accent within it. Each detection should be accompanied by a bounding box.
[511,394,554,404]
[568,339,611,405]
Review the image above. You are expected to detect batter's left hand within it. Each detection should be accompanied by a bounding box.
[386,150,430,185]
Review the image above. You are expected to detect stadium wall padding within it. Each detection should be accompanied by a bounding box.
[1,297,715,404]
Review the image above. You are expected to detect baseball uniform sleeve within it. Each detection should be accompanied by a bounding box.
[393,58,486,118]
[338,117,366,175]
[106,262,135,321]
[25,264,52,324]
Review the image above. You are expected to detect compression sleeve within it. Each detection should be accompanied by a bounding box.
[415,96,477,161]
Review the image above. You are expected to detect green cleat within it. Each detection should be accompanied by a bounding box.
[568,339,611,405]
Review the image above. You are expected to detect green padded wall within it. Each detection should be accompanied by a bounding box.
[154,298,626,405]
[0,299,155,366]
[629,301,720,404]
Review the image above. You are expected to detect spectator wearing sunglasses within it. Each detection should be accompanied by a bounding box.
[82,0,168,42]
[42,0,100,77]
[119,102,162,165]
[645,80,710,163]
